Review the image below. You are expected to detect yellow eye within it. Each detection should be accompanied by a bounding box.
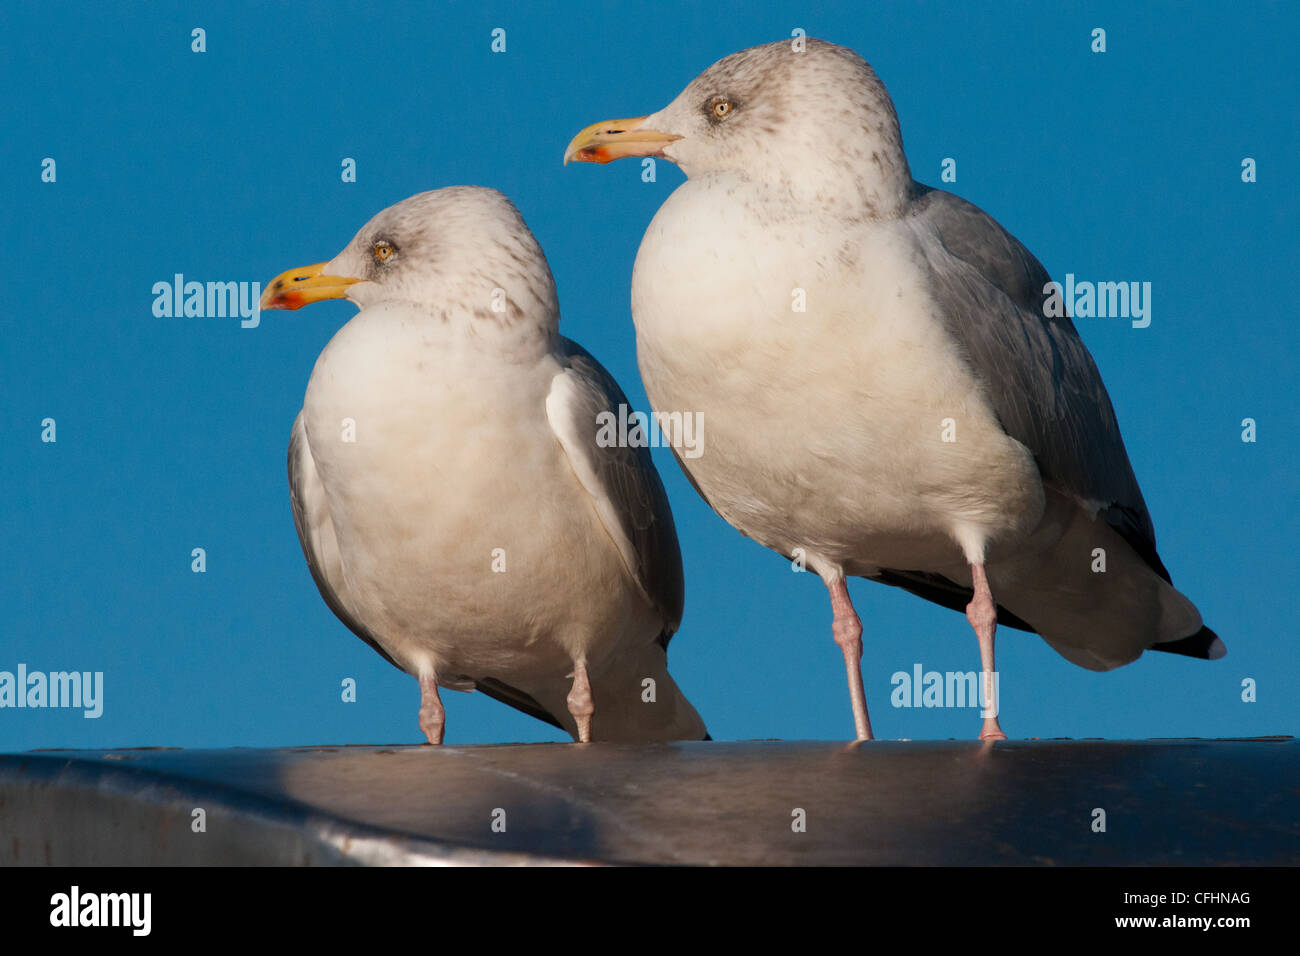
[373,241,394,262]
[712,99,734,119]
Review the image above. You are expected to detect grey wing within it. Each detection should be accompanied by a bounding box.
[288,411,401,669]
[289,413,566,725]
[908,185,1167,580]
[546,338,686,642]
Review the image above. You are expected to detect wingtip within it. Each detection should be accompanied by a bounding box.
[1150,625,1227,661]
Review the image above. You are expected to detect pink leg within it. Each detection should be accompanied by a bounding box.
[418,673,446,745]
[826,578,874,741]
[967,564,1006,740]
[567,659,594,743]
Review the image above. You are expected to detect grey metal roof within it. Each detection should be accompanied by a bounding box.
[2,738,1295,865]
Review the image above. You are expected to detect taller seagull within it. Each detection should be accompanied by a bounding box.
[566,39,1223,740]
[261,187,706,744]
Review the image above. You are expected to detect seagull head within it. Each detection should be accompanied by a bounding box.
[260,187,559,331]
[565,38,914,214]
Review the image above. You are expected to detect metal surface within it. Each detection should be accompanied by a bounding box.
[1,738,1296,865]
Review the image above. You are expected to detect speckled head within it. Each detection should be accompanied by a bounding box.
[261,187,560,332]
[566,38,914,216]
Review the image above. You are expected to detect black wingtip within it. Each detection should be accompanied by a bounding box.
[1151,625,1227,660]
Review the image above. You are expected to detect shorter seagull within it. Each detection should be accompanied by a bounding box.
[261,187,707,744]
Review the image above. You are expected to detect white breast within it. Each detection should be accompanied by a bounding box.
[630,177,1044,573]
[299,302,646,680]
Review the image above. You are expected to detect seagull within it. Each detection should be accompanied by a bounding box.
[565,38,1223,741]
[260,187,707,744]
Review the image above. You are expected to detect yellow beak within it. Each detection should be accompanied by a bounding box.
[259,261,361,311]
[563,116,681,165]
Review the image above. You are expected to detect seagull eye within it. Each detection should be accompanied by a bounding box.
[373,241,395,263]
[711,99,735,120]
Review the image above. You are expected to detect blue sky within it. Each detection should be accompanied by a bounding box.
[1,1,1295,750]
